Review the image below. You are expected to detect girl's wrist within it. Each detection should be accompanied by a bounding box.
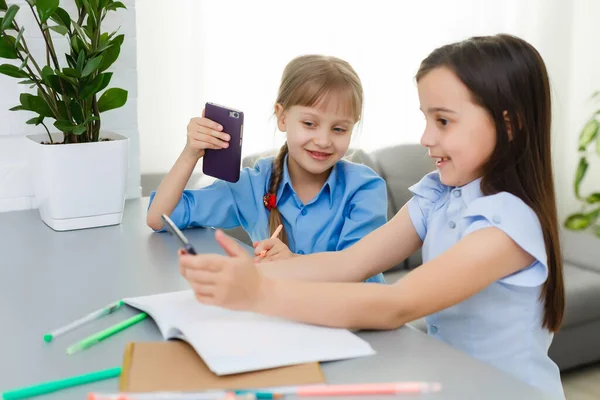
[254,276,278,314]
[181,146,203,163]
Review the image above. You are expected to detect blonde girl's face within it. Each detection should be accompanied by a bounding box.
[417,67,497,187]
[275,94,356,176]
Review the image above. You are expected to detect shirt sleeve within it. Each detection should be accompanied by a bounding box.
[407,172,448,241]
[336,173,388,251]
[148,158,271,232]
[462,192,549,287]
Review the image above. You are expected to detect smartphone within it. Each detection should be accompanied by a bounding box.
[161,214,197,255]
[202,102,244,183]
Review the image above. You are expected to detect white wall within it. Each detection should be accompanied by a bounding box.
[135,0,600,221]
[0,0,140,212]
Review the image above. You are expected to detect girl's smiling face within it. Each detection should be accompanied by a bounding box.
[418,67,497,187]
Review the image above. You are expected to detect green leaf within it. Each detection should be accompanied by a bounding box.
[589,206,600,222]
[97,87,127,113]
[0,63,29,78]
[65,53,77,68]
[15,26,25,49]
[72,124,87,135]
[106,1,126,11]
[0,0,8,11]
[84,115,100,124]
[9,105,26,111]
[71,22,89,47]
[70,101,84,123]
[574,156,588,199]
[596,226,600,238]
[578,119,599,151]
[80,0,97,27]
[54,119,74,132]
[76,50,85,73]
[62,67,81,78]
[92,40,115,55]
[47,25,68,35]
[18,54,29,70]
[26,115,44,125]
[100,29,119,44]
[1,5,19,31]
[0,35,19,59]
[41,65,53,80]
[586,193,600,204]
[56,100,68,120]
[97,34,123,72]
[36,0,59,23]
[80,71,112,99]
[81,55,102,77]
[18,79,36,84]
[19,93,53,117]
[50,7,71,28]
[564,213,591,230]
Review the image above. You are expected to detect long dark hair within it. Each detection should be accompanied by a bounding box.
[416,34,564,332]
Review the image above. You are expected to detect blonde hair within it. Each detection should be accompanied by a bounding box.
[266,55,364,245]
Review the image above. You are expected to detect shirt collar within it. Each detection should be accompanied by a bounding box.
[453,176,483,205]
[276,154,337,209]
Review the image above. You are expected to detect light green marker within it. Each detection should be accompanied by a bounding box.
[44,300,125,343]
[66,312,148,355]
[1,366,121,400]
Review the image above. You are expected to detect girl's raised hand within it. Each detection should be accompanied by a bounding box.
[184,109,231,158]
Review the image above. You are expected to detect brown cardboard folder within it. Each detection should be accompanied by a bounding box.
[119,341,326,392]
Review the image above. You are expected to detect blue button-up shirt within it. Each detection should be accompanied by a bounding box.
[407,171,564,399]
[149,156,388,283]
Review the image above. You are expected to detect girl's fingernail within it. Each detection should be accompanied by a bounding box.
[222,142,229,148]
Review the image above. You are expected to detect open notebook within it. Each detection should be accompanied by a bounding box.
[123,290,375,375]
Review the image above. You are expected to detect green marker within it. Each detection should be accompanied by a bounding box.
[44,300,125,343]
[1,366,121,400]
[66,312,148,355]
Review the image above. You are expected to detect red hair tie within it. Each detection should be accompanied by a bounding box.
[263,193,277,211]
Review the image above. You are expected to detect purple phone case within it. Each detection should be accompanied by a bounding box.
[202,102,244,183]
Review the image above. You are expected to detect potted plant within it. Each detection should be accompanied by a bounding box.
[564,91,600,238]
[0,0,129,231]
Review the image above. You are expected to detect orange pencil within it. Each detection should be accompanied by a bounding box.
[259,224,283,258]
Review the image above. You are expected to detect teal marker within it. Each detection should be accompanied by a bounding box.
[1,366,121,400]
[66,312,148,355]
[44,300,125,343]
[235,391,283,399]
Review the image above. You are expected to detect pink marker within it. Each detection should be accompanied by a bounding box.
[294,382,442,396]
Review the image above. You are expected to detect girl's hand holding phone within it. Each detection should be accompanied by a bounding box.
[184,109,231,159]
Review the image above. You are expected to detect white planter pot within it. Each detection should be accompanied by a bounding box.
[26,131,129,231]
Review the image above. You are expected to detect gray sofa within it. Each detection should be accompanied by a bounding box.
[143,144,600,372]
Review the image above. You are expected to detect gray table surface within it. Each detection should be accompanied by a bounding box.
[0,198,556,400]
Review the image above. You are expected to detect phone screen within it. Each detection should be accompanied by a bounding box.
[161,214,197,255]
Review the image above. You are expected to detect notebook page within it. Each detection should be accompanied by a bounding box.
[124,290,375,375]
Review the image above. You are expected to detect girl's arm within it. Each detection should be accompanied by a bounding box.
[257,205,422,282]
[257,226,534,329]
[147,148,202,230]
[147,115,229,230]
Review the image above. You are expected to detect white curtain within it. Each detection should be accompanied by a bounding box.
[136,0,600,218]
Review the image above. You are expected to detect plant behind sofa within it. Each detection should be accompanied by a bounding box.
[565,91,600,237]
